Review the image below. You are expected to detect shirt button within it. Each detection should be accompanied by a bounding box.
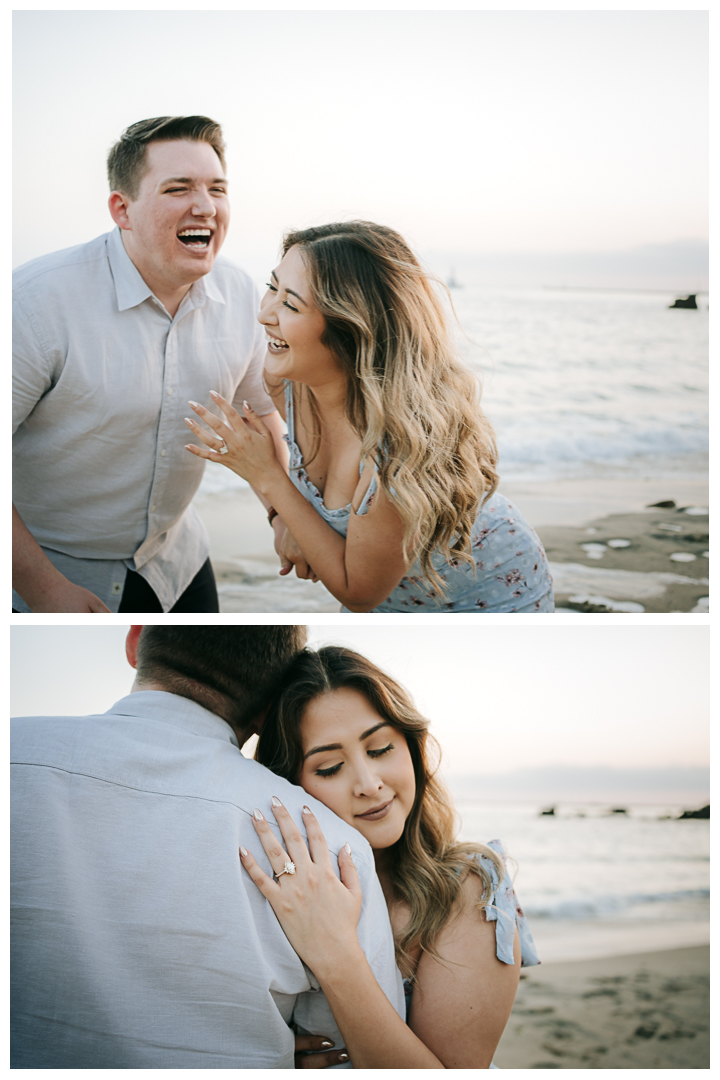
[161,449,166,457]
[167,388,174,395]
[111,582,123,595]
[151,504,156,512]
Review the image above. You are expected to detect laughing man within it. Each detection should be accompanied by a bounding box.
[12,115,287,612]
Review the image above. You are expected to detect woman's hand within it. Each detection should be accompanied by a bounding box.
[294,1033,349,1068]
[279,528,319,582]
[239,800,362,981]
[184,393,285,490]
[242,802,444,1070]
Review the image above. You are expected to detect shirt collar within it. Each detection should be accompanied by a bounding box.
[107,227,156,311]
[107,227,226,312]
[105,690,240,748]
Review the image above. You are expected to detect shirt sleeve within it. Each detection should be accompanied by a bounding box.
[229,286,276,417]
[13,289,55,434]
[479,839,540,968]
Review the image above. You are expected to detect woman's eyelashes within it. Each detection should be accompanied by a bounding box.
[264,282,298,313]
[315,761,343,778]
[314,744,394,778]
[369,743,394,759]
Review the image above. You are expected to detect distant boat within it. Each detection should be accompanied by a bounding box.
[446,268,462,289]
[669,294,698,309]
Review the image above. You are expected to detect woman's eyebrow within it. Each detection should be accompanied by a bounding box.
[303,722,389,760]
[360,721,388,741]
[304,741,342,760]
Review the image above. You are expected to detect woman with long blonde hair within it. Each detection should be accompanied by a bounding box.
[244,645,539,1068]
[185,221,553,612]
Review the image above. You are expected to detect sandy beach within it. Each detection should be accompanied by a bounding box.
[493,944,709,1068]
[193,473,709,613]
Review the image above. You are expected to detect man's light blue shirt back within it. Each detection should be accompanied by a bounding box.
[10,692,404,1067]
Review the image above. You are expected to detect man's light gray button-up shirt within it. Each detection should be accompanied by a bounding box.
[12,228,275,611]
[10,692,405,1068]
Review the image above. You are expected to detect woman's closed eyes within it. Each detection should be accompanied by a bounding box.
[264,281,299,313]
[314,743,395,778]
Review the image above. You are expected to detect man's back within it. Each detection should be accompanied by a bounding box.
[11,691,403,1067]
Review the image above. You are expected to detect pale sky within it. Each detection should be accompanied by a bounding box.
[13,8,708,274]
[10,625,708,776]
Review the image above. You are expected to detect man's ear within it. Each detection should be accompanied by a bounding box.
[125,625,144,670]
[109,190,132,231]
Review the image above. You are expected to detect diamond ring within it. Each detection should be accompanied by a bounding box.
[275,861,296,879]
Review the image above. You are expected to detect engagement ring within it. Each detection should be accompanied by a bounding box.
[217,440,229,455]
[275,861,296,879]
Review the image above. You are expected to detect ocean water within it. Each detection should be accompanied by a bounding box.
[452,797,709,960]
[453,286,708,483]
[197,285,708,499]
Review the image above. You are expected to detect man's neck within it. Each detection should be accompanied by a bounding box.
[130,677,254,748]
[120,232,193,319]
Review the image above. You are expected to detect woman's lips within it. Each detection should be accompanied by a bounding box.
[355,798,393,821]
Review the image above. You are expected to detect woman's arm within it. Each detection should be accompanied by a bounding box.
[408,873,521,1068]
[241,800,444,1069]
[185,396,409,610]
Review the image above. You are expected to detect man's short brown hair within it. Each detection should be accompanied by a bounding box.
[107,115,226,200]
[135,626,307,731]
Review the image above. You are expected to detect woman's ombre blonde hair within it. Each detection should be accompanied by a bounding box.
[255,646,505,979]
[281,221,499,592]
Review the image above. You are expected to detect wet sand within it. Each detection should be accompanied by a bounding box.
[537,506,708,613]
[493,945,709,1069]
[193,474,708,614]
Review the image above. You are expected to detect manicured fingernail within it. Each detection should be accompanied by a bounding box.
[338,1052,348,1061]
[302,805,313,815]
[184,444,195,450]
[271,796,282,808]
[253,808,264,821]
[210,389,220,398]
[243,400,250,409]
[320,1040,333,1049]
[240,847,248,857]
[188,400,200,408]
[345,843,352,855]
[184,417,194,425]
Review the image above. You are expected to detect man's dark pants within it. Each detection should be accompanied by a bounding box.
[12,558,220,614]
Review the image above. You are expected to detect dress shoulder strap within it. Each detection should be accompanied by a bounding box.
[283,380,295,441]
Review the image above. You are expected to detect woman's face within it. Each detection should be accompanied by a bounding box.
[257,244,344,388]
[297,688,417,851]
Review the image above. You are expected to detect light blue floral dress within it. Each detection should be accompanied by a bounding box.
[284,382,554,612]
[403,839,540,1069]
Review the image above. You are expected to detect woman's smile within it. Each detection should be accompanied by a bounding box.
[265,329,289,354]
[354,797,394,821]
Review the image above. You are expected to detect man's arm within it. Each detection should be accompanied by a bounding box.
[12,504,111,612]
[12,290,110,612]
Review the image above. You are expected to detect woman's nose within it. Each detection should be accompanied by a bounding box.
[353,765,383,799]
[257,293,276,326]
